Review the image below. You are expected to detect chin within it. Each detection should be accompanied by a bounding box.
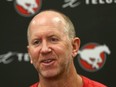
[40,69,60,79]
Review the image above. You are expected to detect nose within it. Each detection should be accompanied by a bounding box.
[40,40,51,54]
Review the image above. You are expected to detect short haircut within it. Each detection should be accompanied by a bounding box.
[27,9,76,42]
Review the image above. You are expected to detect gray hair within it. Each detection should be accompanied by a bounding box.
[59,12,76,39]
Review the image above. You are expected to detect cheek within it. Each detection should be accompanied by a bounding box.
[29,48,40,63]
[30,49,41,70]
[53,43,72,58]
[55,45,72,69]
[52,45,65,54]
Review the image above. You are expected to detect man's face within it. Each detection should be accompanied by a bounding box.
[28,12,76,79]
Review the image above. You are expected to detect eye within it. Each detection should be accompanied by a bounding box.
[33,39,41,45]
[49,37,59,43]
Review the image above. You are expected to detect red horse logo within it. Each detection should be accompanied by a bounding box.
[14,0,41,17]
[78,43,111,72]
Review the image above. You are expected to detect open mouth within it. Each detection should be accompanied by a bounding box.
[41,59,56,66]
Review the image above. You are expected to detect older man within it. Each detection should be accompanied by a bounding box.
[27,10,107,87]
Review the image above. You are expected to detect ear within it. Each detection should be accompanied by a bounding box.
[27,45,33,64]
[72,37,80,58]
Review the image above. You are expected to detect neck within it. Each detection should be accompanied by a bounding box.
[38,64,83,87]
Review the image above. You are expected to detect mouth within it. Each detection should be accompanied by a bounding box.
[40,59,56,66]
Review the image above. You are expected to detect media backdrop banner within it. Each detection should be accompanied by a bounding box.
[0,0,116,87]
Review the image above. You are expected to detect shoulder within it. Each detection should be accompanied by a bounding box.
[30,82,39,87]
[81,76,107,87]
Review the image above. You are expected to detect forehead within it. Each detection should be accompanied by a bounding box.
[31,11,66,27]
[28,11,67,36]
[30,25,65,37]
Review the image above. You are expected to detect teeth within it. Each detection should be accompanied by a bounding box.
[43,59,52,63]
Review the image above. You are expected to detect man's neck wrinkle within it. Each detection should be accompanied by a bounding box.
[39,66,83,87]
